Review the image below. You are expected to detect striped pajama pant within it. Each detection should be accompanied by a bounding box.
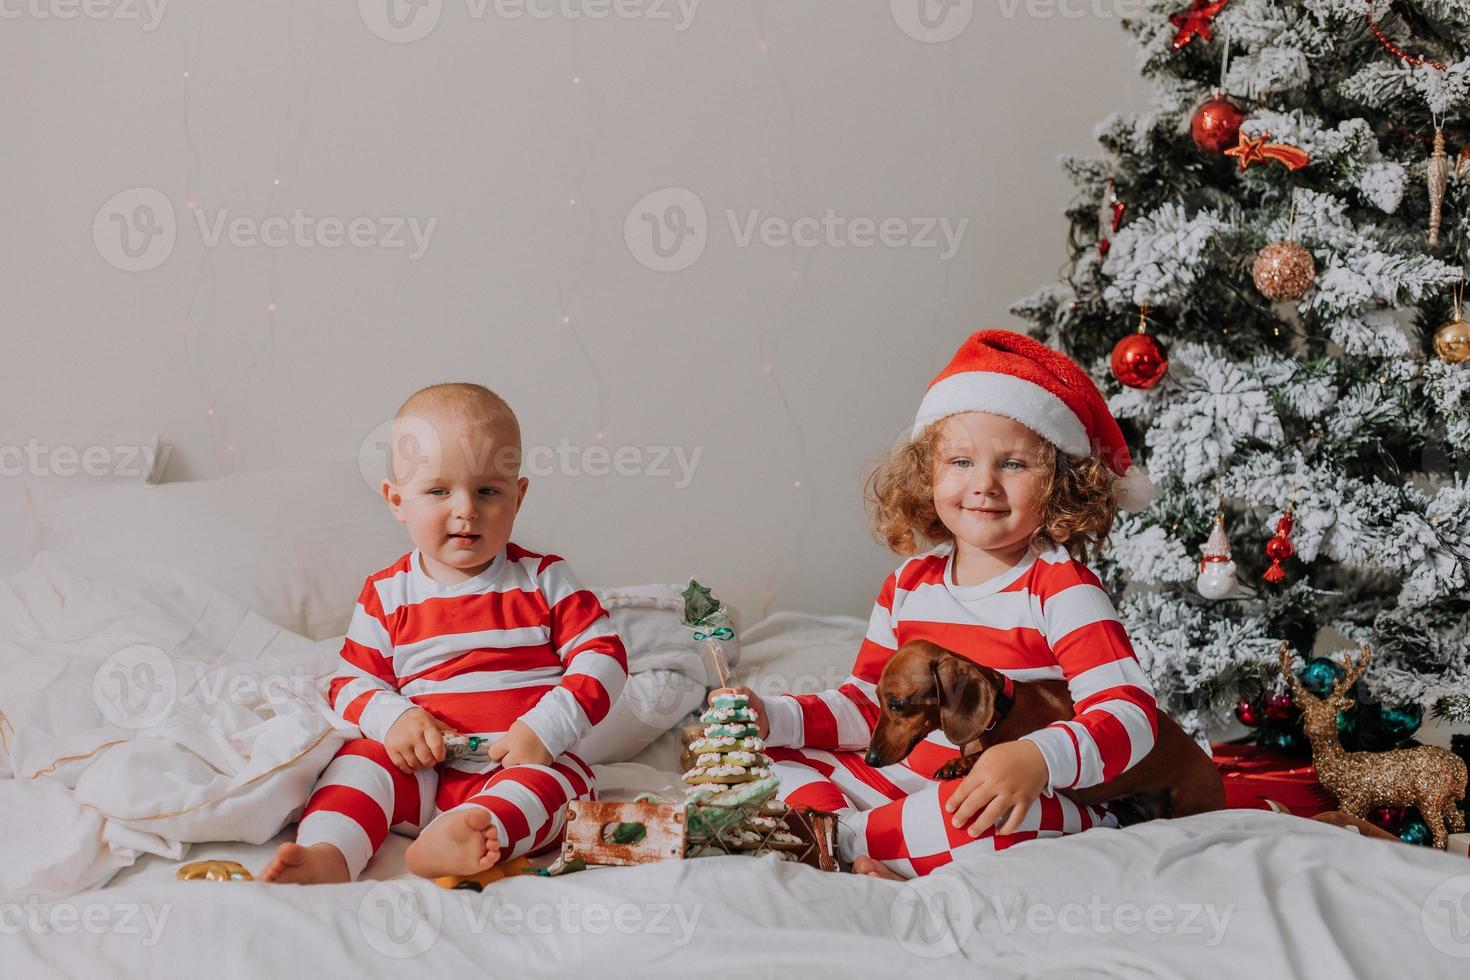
[295,738,595,880]
[767,746,1116,879]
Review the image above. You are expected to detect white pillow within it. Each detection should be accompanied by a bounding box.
[571,669,707,766]
[30,460,405,640]
[28,459,741,765]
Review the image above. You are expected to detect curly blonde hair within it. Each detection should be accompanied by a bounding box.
[865,416,1119,563]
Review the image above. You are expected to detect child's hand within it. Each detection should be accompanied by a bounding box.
[709,686,768,739]
[943,740,1049,837]
[486,720,554,768]
[385,707,448,774]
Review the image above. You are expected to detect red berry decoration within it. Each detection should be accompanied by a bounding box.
[1264,691,1297,722]
[1191,91,1245,154]
[1367,806,1408,833]
[1262,509,1296,584]
[1234,698,1262,727]
[1111,331,1169,389]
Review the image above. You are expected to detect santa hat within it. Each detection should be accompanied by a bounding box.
[913,329,1155,512]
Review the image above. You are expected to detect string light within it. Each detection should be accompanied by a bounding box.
[551,18,609,444]
[747,0,814,616]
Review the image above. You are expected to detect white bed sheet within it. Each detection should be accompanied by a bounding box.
[9,809,1470,978]
[9,580,1470,977]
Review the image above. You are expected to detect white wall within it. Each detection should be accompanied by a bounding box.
[1,0,1146,621]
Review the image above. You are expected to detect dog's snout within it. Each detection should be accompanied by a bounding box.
[863,749,883,767]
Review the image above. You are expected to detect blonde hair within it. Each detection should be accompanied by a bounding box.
[386,383,521,483]
[865,416,1118,563]
[396,382,518,437]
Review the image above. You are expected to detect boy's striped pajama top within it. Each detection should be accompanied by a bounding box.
[297,543,627,878]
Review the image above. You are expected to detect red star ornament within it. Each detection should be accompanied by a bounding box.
[1223,130,1311,173]
[1170,0,1230,51]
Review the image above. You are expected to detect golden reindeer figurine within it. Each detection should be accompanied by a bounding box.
[1278,642,1466,848]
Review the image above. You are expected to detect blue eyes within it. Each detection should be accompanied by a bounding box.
[948,459,1025,470]
[428,488,500,496]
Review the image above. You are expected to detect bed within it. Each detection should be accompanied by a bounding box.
[3,463,1469,978]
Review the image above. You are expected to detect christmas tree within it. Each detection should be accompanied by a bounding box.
[1012,0,1470,750]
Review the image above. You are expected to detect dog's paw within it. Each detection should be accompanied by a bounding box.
[935,760,974,781]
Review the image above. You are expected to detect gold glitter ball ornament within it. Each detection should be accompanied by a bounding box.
[1434,316,1470,365]
[1252,240,1316,302]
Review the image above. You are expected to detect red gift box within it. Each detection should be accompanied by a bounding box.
[1211,742,1337,817]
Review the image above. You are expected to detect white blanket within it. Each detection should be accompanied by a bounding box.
[0,554,353,900]
[5,810,1470,977]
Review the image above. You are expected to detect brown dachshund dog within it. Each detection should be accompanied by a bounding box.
[865,639,1224,820]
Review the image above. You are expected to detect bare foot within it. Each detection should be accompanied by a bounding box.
[850,855,905,881]
[260,842,350,884]
[405,807,500,879]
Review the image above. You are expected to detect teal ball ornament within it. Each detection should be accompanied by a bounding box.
[1300,657,1346,697]
[1398,815,1432,847]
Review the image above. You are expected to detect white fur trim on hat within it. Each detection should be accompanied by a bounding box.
[912,371,1090,455]
[1115,464,1156,512]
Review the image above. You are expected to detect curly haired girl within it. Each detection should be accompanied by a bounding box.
[712,329,1159,879]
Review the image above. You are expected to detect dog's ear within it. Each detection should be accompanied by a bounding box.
[935,656,997,746]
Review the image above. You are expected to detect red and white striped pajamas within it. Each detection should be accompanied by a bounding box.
[763,541,1158,879]
[297,544,627,879]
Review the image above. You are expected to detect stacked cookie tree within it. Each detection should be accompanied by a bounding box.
[682,691,803,859]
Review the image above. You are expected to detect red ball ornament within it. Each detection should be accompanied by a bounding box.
[1367,806,1408,833]
[1262,510,1296,584]
[1191,91,1245,154]
[1263,691,1297,722]
[1111,331,1169,389]
[1234,698,1262,727]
